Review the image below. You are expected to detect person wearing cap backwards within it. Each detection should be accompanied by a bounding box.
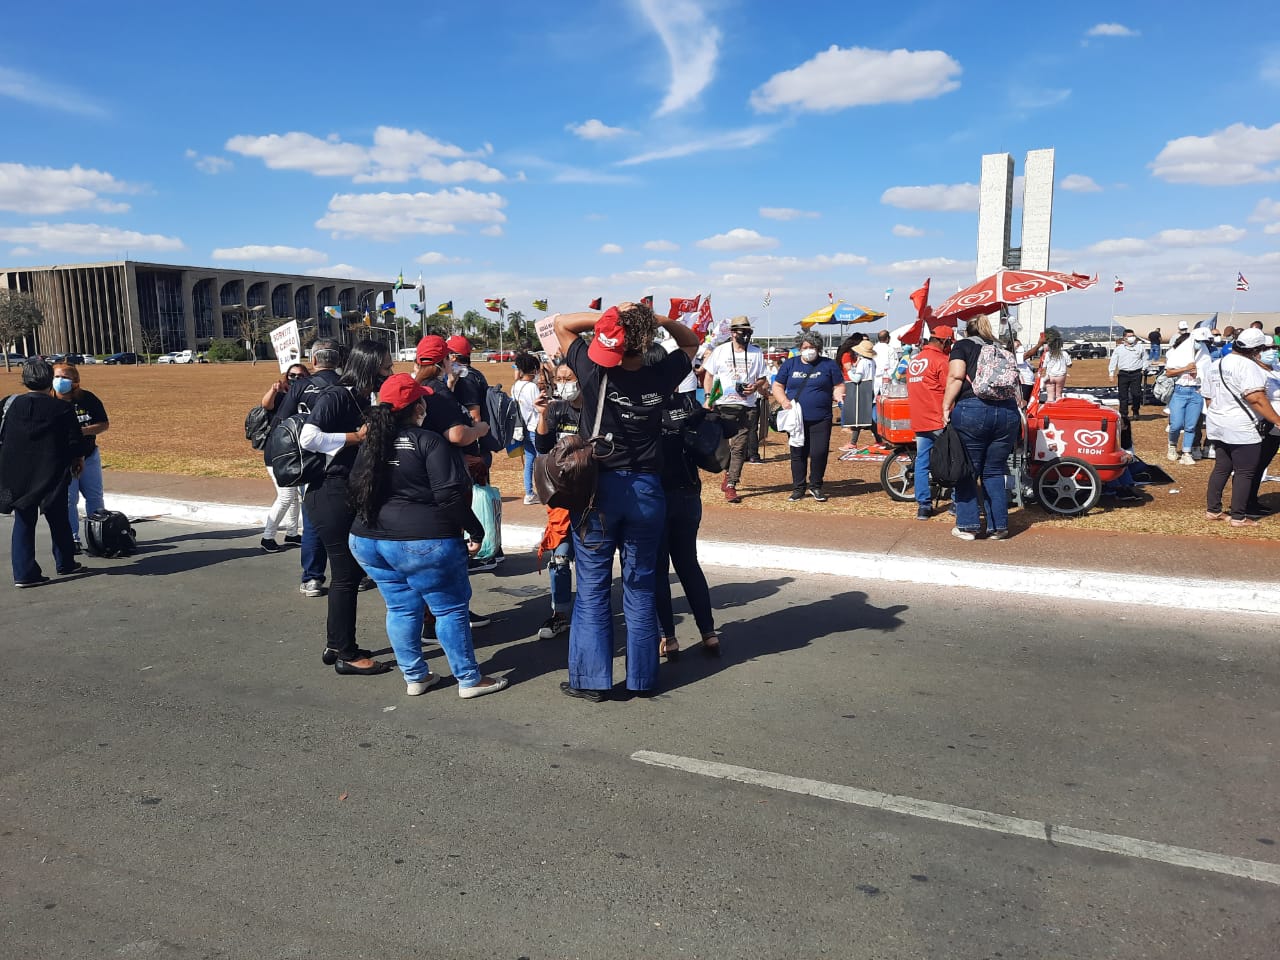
[552,301,699,701]
[346,374,508,698]
[701,316,768,502]
[905,325,953,520]
[1203,328,1280,526]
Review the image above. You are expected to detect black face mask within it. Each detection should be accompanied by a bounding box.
[734,332,751,345]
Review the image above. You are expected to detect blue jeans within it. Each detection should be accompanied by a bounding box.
[67,447,105,542]
[952,398,1020,533]
[1167,385,1204,452]
[11,480,76,582]
[300,499,327,583]
[521,433,537,496]
[654,486,714,637]
[549,536,574,613]
[913,430,939,507]
[569,470,665,691]
[348,535,481,687]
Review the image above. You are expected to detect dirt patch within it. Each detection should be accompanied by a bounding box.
[8,357,1275,541]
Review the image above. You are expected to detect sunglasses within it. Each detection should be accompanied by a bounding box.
[287,373,303,380]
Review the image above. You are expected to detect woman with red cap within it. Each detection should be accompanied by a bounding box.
[347,373,508,698]
[551,302,699,701]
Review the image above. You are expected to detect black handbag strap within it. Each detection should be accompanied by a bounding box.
[1219,359,1267,433]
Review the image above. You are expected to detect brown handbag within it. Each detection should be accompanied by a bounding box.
[532,374,611,513]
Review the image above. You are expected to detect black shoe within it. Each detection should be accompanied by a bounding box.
[334,658,394,676]
[283,535,302,546]
[559,681,605,703]
[468,556,498,573]
[748,457,764,464]
[14,576,50,589]
[323,646,371,666]
[357,576,376,592]
[72,541,84,556]
[1116,487,1142,503]
[57,563,88,576]
[421,621,436,641]
[260,538,280,553]
[788,489,805,502]
[809,487,828,503]
[916,505,932,521]
[469,610,491,629]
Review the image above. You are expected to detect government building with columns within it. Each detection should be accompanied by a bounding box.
[0,260,393,356]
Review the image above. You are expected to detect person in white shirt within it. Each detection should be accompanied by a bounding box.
[1039,329,1072,402]
[1108,329,1148,421]
[511,353,543,504]
[1163,328,1211,464]
[1204,328,1280,526]
[701,316,767,503]
[871,331,893,398]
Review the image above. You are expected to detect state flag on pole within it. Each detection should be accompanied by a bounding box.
[484,297,504,312]
[1237,272,1250,292]
[668,295,700,320]
[640,295,654,309]
[900,279,933,345]
[589,297,602,310]
[533,298,548,311]
[437,301,453,315]
[1114,276,1124,294]
[884,287,894,301]
[323,305,342,320]
[693,295,713,338]
[395,271,404,292]
[762,290,771,308]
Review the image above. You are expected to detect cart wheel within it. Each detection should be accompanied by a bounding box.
[1035,457,1101,516]
[880,446,916,502]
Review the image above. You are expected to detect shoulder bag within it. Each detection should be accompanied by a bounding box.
[1219,360,1270,439]
[532,373,612,513]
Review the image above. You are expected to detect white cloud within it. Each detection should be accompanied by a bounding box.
[0,66,106,118]
[599,243,623,254]
[479,225,504,237]
[0,163,136,215]
[695,228,778,252]
[567,118,628,140]
[892,224,926,237]
[1150,122,1280,185]
[550,167,635,185]
[750,45,960,112]
[305,264,386,281]
[610,264,696,284]
[637,0,721,115]
[881,182,980,212]
[1152,225,1245,247]
[1060,173,1102,193]
[184,149,232,175]
[873,256,971,276]
[644,239,679,251]
[710,253,868,273]
[0,222,183,255]
[316,189,507,239]
[1085,237,1154,256]
[1267,223,1280,235]
[226,126,504,183]
[1011,88,1071,111]
[1086,23,1139,37]
[415,251,466,265]
[760,207,820,221]
[618,125,776,165]
[211,245,328,264]
[1249,198,1280,222]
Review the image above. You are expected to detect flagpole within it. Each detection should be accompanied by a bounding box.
[1109,284,1116,347]
[1228,279,1239,329]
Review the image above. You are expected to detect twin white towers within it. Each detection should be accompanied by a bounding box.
[976,148,1055,342]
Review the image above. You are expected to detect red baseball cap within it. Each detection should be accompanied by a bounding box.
[930,325,954,340]
[378,373,432,411]
[587,306,626,368]
[416,334,448,364]
[445,335,472,357]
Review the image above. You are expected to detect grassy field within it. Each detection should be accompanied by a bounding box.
[6,357,1276,541]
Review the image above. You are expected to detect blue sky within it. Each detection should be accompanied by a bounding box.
[1,1,1278,333]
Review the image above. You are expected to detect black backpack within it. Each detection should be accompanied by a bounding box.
[481,385,522,453]
[929,424,974,487]
[245,405,272,450]
[264,413,328,487]
[84,509,137,558]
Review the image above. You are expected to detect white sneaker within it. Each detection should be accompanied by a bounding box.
[1179,452,1196,465]
[523,493,539,505]
[299,579,324,597]
[405,674,440,696]
[1166,444,1178,462]
[538,613,569,639]
[950,527,976,541]
[1207,446,1216,459]
[458,675,509,699]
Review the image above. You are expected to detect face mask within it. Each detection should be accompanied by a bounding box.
[1262,350,1278,367]
[53,377,74,394]
[800,348,818,362]
[555,381,580,402]
[1125,336,1136,345]
[734,332,751,345]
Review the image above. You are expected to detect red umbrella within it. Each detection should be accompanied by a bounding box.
[933,270,1097,323]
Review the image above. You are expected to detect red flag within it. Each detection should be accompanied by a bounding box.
[640,295,654,309]
[898,279,933,346]
[693,295,713,338]
[589,297,602,310]
[667,295,700,320]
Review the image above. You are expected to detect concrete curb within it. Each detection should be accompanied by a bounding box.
[108,493,1280,617]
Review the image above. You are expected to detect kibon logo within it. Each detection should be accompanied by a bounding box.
[597,334,619,348]
[907,358,929,377]
[1074,429,1108,449]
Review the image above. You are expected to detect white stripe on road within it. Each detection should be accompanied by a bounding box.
[631,750,1280,887]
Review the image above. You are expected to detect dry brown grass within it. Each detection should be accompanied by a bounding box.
[7,357,1275,541]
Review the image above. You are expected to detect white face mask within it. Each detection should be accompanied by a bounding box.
[800,348,818,362]
[555,381,580,401]
[1125,336,1136,345]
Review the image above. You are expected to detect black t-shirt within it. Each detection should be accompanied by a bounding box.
[450,363,488,412]
[274,368,341,424]
[422,377,474,453]
[349,426,482,542]
[532,399,582,454]
[68,389,107,458]
[659,393,701,491]
[565,337,693,473]
[948,338,983,404]
[304,385,366,479]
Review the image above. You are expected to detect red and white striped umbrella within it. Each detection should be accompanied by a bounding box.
[934,270,1097,323]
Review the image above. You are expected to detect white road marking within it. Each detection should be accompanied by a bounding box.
[631,751,1280,886]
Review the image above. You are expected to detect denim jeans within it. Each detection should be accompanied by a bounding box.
[1167,386,1204,452]
[348,535,480,686]
[299,499,327,583]
[913,430,939,507]
[67,447,105,542]
[549,536,574,613]
[11,480,76,583]
[569,470,665,691]
[951,397,1020,533]
[521,433,538,496]
[654,486,715,637]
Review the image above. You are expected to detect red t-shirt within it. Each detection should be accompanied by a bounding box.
[906,343,949,431]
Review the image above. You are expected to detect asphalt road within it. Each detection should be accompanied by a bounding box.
[2,520,1277,959]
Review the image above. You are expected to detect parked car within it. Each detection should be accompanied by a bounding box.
[396,347,417,362]
[156,352,180,364]
[488,350,515,362]
[103,352,139,365]
[4,352,26,366]
[50,353,86,364]
[171,350,199,364]
[80,355,98,364]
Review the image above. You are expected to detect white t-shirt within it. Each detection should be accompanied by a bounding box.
[1041,350,1071,379]
[1164,338,1204,387]
[1264,372,1280,438]
[704,342,766,406]
[1204,354,1268,444]
[511,378,542,431]
[872,342,893,379]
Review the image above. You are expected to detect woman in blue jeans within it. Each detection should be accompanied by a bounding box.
[347,373,508,699]
[1163,328,1210,465]
[941,317,1023,541]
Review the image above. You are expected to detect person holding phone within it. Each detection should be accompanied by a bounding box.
[532,361,583,640]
